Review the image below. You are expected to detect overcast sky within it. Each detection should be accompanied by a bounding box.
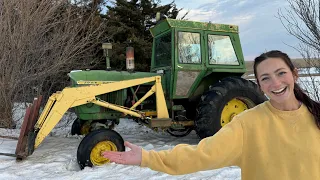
[164,0,301,61]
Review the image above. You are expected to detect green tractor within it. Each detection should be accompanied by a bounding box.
[17,18,266,169]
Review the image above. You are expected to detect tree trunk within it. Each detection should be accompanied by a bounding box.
[0,99,14,128]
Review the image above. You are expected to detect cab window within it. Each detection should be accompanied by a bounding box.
[154,32,172,67]
[178,32,201,64]
[208,35,239,65]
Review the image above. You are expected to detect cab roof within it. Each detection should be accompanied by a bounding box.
[150,18,239,37]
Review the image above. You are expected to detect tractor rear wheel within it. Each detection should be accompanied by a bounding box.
[77,129,125,169]
[71,119,91,135]
[71,118,82,135]
[166,127,193,137]
[195,77,267,139]
[71,119,115,135]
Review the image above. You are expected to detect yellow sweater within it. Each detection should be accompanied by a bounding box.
[141,101,320,179]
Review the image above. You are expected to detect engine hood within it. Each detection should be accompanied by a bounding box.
[68,70,160,85]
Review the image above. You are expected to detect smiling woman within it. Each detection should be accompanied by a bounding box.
[254,50,320,122]
[255,57,299,110]
[102,50,320,180]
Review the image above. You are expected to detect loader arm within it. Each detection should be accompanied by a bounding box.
[33,76,168,149]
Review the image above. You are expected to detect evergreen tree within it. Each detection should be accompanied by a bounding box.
[103,0,182,71]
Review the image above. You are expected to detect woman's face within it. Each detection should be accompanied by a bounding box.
[256,57,298,106]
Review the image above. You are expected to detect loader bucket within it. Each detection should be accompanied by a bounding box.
[15,96,42,160]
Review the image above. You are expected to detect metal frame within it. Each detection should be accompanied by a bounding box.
[33,76,169,149]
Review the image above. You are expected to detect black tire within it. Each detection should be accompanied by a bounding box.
[77,129,125,169]
[195,77,267,139]
[71,118,81,135]
[166,127,193,137]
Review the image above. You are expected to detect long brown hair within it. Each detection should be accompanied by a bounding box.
[253,50,320,129]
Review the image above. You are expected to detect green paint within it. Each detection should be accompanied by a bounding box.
[69,18,248,124]
[150,19,239,37]
[150,19,246,100]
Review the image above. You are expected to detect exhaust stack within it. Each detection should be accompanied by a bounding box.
[126,46,135,72]
[102,43,112,70]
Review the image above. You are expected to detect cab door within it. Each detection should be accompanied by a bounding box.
[151,30,173,99]
[172,29,206,99]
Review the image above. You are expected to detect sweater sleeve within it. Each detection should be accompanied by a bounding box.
[140,117,244,175]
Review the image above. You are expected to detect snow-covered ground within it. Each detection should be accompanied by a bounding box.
[1,72,318,180]
[0,105,241,180]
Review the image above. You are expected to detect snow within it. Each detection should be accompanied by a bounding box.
[245,67,319,79]
[0,105,241,180]
[298,67,319,75]
[298,76,320,101]
[2,73,318,179]
[245,72,320,101]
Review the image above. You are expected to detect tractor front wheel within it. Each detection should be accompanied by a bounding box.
[77,129,125,169]
[195,77,267,139]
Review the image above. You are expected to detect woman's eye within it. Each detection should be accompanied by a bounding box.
[279,72,286,76]
[261,77,269,81]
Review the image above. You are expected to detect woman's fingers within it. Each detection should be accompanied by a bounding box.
[107,155,127,164]
[124,141,137,150]
[102,141,142,165]
[102,151,123,157]
[102,151,126,163]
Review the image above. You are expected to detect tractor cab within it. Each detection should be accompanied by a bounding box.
[150,19,247,100]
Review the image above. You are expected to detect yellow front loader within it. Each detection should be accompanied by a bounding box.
[14,18,268,169]
[16,76,173,169]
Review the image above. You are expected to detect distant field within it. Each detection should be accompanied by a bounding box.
[243,58,320,79]
[245,58,314,71]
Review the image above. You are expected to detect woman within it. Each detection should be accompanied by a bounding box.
[102,50,320,179]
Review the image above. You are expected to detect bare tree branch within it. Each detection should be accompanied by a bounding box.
[0,0,109,128]
[278,0,320,101]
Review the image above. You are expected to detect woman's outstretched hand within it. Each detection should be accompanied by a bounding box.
[102,141,142,165]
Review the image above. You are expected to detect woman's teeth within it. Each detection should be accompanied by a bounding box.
[272,87,287,94]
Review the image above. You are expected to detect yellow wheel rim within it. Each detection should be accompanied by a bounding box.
[221,98,249,127]
[90,141,118,166]
[80,123,91,135]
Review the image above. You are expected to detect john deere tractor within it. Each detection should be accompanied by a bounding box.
[17,18,266,169]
